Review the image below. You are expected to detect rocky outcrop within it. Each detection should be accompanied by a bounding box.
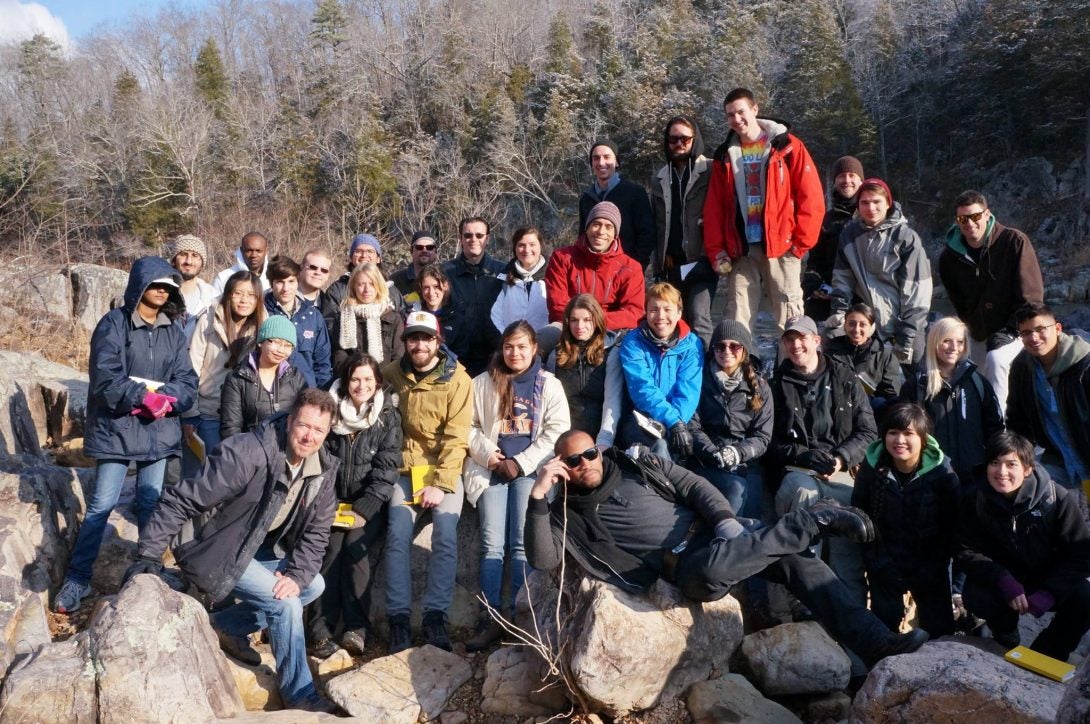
[1057,656,1090,723]
[686,674,802,724]
[0,633,97,723]
[0,351,89,457]
[852,640,1064,723]
[738,621,850,695]
[68,263,129,332]
[481,645,563,717]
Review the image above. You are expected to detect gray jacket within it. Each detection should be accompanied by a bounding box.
[650,117,711,273]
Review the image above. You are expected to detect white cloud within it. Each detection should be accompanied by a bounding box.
[0,1,71,51]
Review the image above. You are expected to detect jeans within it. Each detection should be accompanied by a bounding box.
[385,476,464,617]
[306,509,387,641]
[67,458,168,584]
[963,575,1090,661]
[181,416,223,480]
[477,474,534,609]
[697,465,764,519]
[211,556,325,706]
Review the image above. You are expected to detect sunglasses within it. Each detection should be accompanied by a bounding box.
[462,232,486,239]
[562,447,600,468]
[668,135,694,145]
[955,210,986,225]
[306,263,330,274]
[714,341,745,354]
[413,244,436,252]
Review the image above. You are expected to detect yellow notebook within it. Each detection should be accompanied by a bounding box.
[1004,645,1075,682]
[332,502,355,528]
[405,465,436,505]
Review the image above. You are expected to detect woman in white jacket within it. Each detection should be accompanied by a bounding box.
[490,227,549,333]
[463,320,570,650]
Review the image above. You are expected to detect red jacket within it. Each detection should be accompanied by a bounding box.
[703,119,824,262]
[545,237,645,331]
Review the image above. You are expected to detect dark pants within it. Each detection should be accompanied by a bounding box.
[674,510,900,666]
[305,509,387,641]
[869,567,954,637]
[963,576,1090,661]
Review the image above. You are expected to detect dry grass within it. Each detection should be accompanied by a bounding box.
[0,303,91,372]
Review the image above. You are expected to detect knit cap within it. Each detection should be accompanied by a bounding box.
[832,156,864,179]
[349,234,382,258]
[710,319,754,355]
[860,178,893,206]
[258,316,297,346]
[585,201,622,235]
[167,234,207,262]
[588,139,619,164]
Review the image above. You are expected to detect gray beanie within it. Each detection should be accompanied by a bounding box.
[167,234,207,262]
[710,319,753,355]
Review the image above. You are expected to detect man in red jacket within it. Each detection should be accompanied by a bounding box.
[703,88,824,335]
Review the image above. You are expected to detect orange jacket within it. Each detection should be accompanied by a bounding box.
[703,119,824,262]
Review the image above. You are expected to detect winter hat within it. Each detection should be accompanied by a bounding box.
[832,156,864,179]
[783,315,819,337]
[257,316,297,347]
[410,231,436,248]
[585,201,622,235]
[588,139,619,164]
[349,233,382,259]
[860,178,893,206]
[167,234,207,262]
[710,319,753,355]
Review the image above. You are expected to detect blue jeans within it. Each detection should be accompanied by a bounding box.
[477,474,534,609]
[67,458,168,584]
[181,416,223,480]
[211,557,325,706]
[385,476,464,617]
[698,465,765,519]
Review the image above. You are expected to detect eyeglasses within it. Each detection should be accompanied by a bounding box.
[413,244,436,252]
[1018,323,1057,340]
[714,341,745,354]
[306,263,330,274]
[462,232,486,239]
[264,339,295,350]
[230,291,257,301]
[668,135,694,145]
[562,447,600,468]
[955,210,986,225]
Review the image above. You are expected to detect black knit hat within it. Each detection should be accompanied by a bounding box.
[710,319,753,354]
[588,139,619,164]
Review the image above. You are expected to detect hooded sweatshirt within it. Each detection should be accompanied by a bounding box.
[213,247,270,294]
[544,236,645,331]
[651,115,711,273]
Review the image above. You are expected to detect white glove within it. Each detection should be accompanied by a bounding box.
[715,446,741,470]
[824,312,844,330]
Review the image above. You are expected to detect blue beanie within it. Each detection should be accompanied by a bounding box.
[258,316,297,347]
[349,233,381,258]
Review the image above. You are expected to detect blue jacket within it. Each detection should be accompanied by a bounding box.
[264,291,332,388]
[619,320,704,428]
[84,257,198,461]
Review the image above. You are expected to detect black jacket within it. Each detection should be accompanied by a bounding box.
[901,360,1004,480]
[688,361,773,468]
[442,254,504,376]
[956,467,1090,602]
[808,191,856,284]
[770,354,877,470]
[824,334,901,406]
[579,177,656,268]
[220,355,308,439]
[325,392,403,521]
[139,413,338,602]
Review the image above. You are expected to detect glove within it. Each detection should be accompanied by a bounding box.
[892,343,914,364]
[823,312,844,331]
[122,556,163,586]
[132,391,177,420]
[796,449,837,475]
[493,458,522,482]
[714,446,741,470]
[669,422,693,458]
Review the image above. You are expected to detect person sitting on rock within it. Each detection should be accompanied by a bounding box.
[525,430,930,667]
[125,388,341,714]
[956,430,1090,660]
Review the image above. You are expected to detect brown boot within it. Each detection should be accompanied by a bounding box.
[465,618,504,653]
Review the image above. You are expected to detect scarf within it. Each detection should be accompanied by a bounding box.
[330,380,385,436]
[638,320,680,350]
[714,367,743,395]
[513,256,547,281]
[339,301,388,363]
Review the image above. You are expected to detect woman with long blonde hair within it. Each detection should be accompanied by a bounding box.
[333,262,404,373]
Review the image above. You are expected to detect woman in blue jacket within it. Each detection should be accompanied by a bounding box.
[54,256,198,614]
[618,282,703,460]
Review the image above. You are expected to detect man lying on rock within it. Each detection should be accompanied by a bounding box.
[525,430,930,667]
[123,388,341,715]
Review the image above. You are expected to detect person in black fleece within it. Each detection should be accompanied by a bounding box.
[579,139,655,268]
[805,156,863,321]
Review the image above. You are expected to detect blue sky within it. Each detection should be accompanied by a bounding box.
[1,0,209,47]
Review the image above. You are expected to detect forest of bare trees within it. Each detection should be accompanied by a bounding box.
[0,0,1087,271]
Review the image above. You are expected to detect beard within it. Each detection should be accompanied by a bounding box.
[668,148,692,164]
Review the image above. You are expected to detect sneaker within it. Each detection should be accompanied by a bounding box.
[53,578,91,614]
[465,618,504,653]
[991,628,1021,650]
[388,614,411,654]
[340,629,367,656]
[422,610,452,651]
[308,637,340,660]
[216,629,262,666]
[869,627,930,662]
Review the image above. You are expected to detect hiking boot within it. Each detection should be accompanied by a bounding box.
[388,614,411,654]
[308,637,339,660]
[340,629,367,656]
[465,618,504,653]
[53,578,92,614]
[293,696,341,714]
[990,627,1021,650]
[805,498,875,543]
[870,627,929,662]
[216,629,262,666]
[422,610,452,651]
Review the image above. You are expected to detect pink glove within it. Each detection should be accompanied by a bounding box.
[132,391,177,419]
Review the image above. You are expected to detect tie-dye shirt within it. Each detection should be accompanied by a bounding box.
[741,134,768,244]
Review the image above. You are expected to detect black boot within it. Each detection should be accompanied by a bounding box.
[388,614,411,654]
[869,627,930,662]
[804,498,875,543]
[465,616,504,652]
[422,610,452,651]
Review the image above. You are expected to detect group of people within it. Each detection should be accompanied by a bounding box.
[51,86,1090,713]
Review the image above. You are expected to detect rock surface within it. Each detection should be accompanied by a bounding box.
[325,645,472,722]
[481,645,562,717]
[226,652,284,711]
[686,674,801,724]
[739,621,850,695]
[68,263,128,333]
[91,575,244,723]
[0,351,89,457]
[0,633,97,723]
[852,640,1064,723]
[1057,656,1090,723]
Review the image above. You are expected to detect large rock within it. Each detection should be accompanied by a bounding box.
[325,645,472,722]
[91,575,244,722]
[0,351,89,456]
[686,674,801,724]
[738,621,850,695]
[852,640,1064,723]
[225,652,283,711]
[23,267,73,320]
[1056,656,1090,723]
[0,633,97,723]
[68,263,129,333]
[481,645,563,717]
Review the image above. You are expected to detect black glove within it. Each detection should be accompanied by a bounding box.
[669,422,693,458]
[122,556,163,586]
[796,449,837,475]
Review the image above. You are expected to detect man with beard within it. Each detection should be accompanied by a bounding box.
[167,234,218,340]
[391,231,440,297]
[805,157,864,324]
[651,116,715,347]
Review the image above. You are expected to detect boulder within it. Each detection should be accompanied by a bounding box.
[0,577,51,676]
[686,674,801,724]
[23,267,73,320]
[0,351,89,456]
[481,645,563,717]
[225,652,283,711]
[1057,656,1090,723]
[91,575,244,723]
[796,691,851,723]
[310,647,357,678]
[68,263,128,333]
[852,640,1064,723]
[324,645,472,722]
[213,712,341,723]
[0,632,97,723]
[738,621,850,695]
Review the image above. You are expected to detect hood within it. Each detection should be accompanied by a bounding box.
[981,465,1054,516]
[713,116,791,161]
[1047,333,1090,378]
[123,256,185,314]
[865,434,945,476]
[234,247,268,276]
[661,114,705,161]
[945,358,978,387]
[944,215,997,256]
